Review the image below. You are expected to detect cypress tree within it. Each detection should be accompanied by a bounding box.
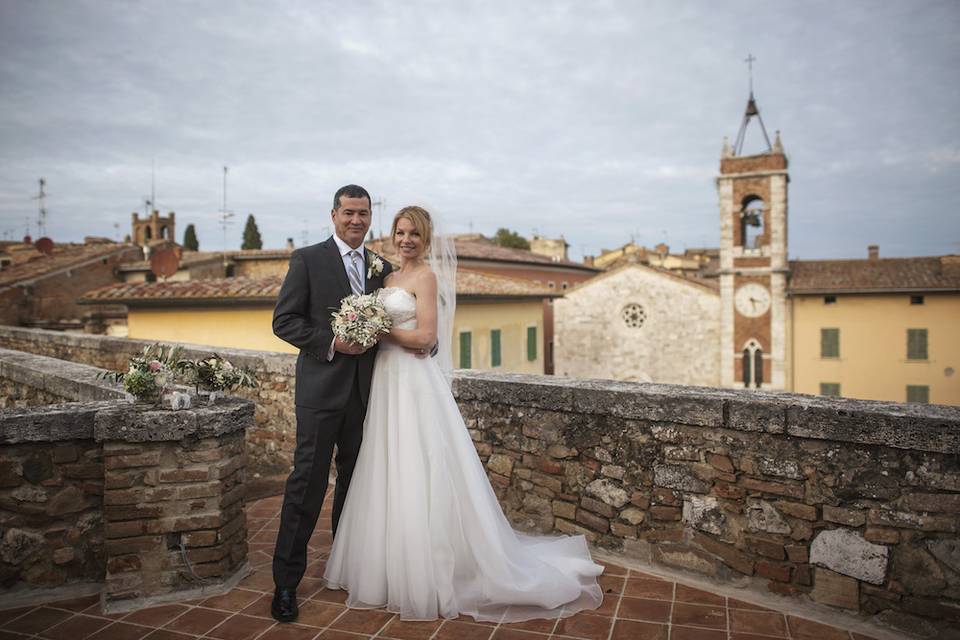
[183,224,199,251]
[242,214,263,250]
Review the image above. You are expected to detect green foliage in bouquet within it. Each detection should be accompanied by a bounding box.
[181,354,258,393]
[97,343,186,401]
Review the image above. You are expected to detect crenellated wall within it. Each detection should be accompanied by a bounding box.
[1,325,958,635]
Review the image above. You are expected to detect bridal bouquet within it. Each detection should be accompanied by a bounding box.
[330,293,392,348]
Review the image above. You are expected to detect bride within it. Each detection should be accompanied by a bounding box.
[322,206,603,622]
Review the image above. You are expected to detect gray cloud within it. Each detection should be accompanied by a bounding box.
[1,0,958,259]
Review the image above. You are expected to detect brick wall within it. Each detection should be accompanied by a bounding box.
[0,346,253,612]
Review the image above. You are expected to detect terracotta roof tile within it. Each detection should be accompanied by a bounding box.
[78,276,283,304]
[788,256,960,293]
[0,242,138,289]
[79,269,557,305]
[367,235,599,271]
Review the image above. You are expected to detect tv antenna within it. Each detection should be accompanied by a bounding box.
[31,178,48,237]
[371,197,386,239]
[218,165,234,264]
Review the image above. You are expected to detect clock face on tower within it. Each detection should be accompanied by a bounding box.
[735,283,771,317]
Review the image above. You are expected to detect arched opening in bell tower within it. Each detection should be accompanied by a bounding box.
[740,196,765,250]
[742,338,764,388]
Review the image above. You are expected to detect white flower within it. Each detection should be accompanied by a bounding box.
[367,253,385,279]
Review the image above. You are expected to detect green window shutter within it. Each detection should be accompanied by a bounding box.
[820,328,839,358]
[907,329,928,360]
[526,326,537,362]
[906,385,929,403]
[490,329,501,367]
[819,383,841,397]
[459,331,472,369]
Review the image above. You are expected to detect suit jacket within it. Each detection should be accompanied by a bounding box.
[273,236,392,411]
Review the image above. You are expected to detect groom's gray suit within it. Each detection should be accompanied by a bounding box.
[271,235,391,589]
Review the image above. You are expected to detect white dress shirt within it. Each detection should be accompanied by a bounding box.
[327,234,367,360]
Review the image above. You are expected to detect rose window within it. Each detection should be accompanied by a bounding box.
[622,303,646,328]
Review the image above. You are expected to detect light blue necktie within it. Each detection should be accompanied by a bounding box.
[347,250,363,295]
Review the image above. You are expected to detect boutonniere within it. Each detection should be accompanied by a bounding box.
[366,252,385,279]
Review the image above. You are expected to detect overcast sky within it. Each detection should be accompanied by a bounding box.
[1,0,958,261]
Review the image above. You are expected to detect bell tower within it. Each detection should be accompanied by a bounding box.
[718,56,789,390]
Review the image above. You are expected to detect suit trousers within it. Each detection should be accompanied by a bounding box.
[272,377,365,589]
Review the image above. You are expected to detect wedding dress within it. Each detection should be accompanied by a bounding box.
[323,286,604,622]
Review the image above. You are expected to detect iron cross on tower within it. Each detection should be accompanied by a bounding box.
[734,53,772,156]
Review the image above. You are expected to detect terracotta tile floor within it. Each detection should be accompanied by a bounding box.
[0,493,896,640]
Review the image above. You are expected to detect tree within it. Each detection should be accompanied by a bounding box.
[183,224,199,251]
[492,227,530,250]
[242,214,263,250]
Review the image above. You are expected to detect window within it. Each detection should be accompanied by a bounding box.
[910,295,924,305]
[742,339,763,388]
[490,329,501,368]
[824,295,837,304]
[459,331,472,368]
[561,282,569,290]
[820,383,841,397]
[526,326,537,361]
[622,303,646,328]
[548,282,556,289]
[907,329,928,360]
[821,328,840,358]
[906,385,929,403]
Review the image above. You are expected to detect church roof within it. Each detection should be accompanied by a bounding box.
[788,256,960,294]
[563,262,719,296]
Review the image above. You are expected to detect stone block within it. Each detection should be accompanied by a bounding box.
[810,528,888,585]
[104,451,161,470]
[692,531,754,575]
[579,496,616,518]
[892,546,947,596]
[618,507,646,526]
[811,567,859,610]
[551,500,576,519]
[654,464,710,493]
[740,477,804,499]
[706,452,734,473]
[774,500,817,521]
[785,544,809,563]
[575,508,609,533]
[585,479,629,508]
[629,491,650,509]
[823,505,866,527]
[653,544,718,576]
[747,500,791,534]
[158,468,210,483]
[650,506,681,521]
[903,493,960,514]
[745,535,786,560]
[862,528,896,546]
[45,486,88,516]
[682,495,725,535]
[610,521,637,539]
[756,561,791,582]
[555,518,598,543]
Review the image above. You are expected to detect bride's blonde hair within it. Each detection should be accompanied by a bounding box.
[391,206,433,252]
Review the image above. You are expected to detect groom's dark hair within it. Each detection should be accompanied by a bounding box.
[332,184,371,210]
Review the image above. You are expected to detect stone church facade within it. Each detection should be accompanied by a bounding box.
[554,265,720,385]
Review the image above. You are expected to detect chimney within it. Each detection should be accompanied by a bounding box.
[286,237,295,250]
[583,255,595,267]
[868,245,879,260]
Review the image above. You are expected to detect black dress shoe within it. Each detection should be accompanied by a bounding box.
[271,586,298,622]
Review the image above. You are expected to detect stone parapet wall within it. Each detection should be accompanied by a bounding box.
[0,327,294,495]
[454,372,960,636]
[2,325,959,632]
[0,345,254,612]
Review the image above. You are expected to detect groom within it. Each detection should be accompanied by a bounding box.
[270,184,392,623]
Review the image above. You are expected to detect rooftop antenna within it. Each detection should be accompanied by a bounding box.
[733,53,772,156]
[371,197,386,239]
[113,222,120,242]
[218,165,234,265]
[31,178,48,237]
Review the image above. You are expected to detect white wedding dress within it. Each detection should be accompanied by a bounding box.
[323,287,603,622]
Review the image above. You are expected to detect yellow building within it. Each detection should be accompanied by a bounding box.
[78,270,556,374]
[789,253,960,405]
